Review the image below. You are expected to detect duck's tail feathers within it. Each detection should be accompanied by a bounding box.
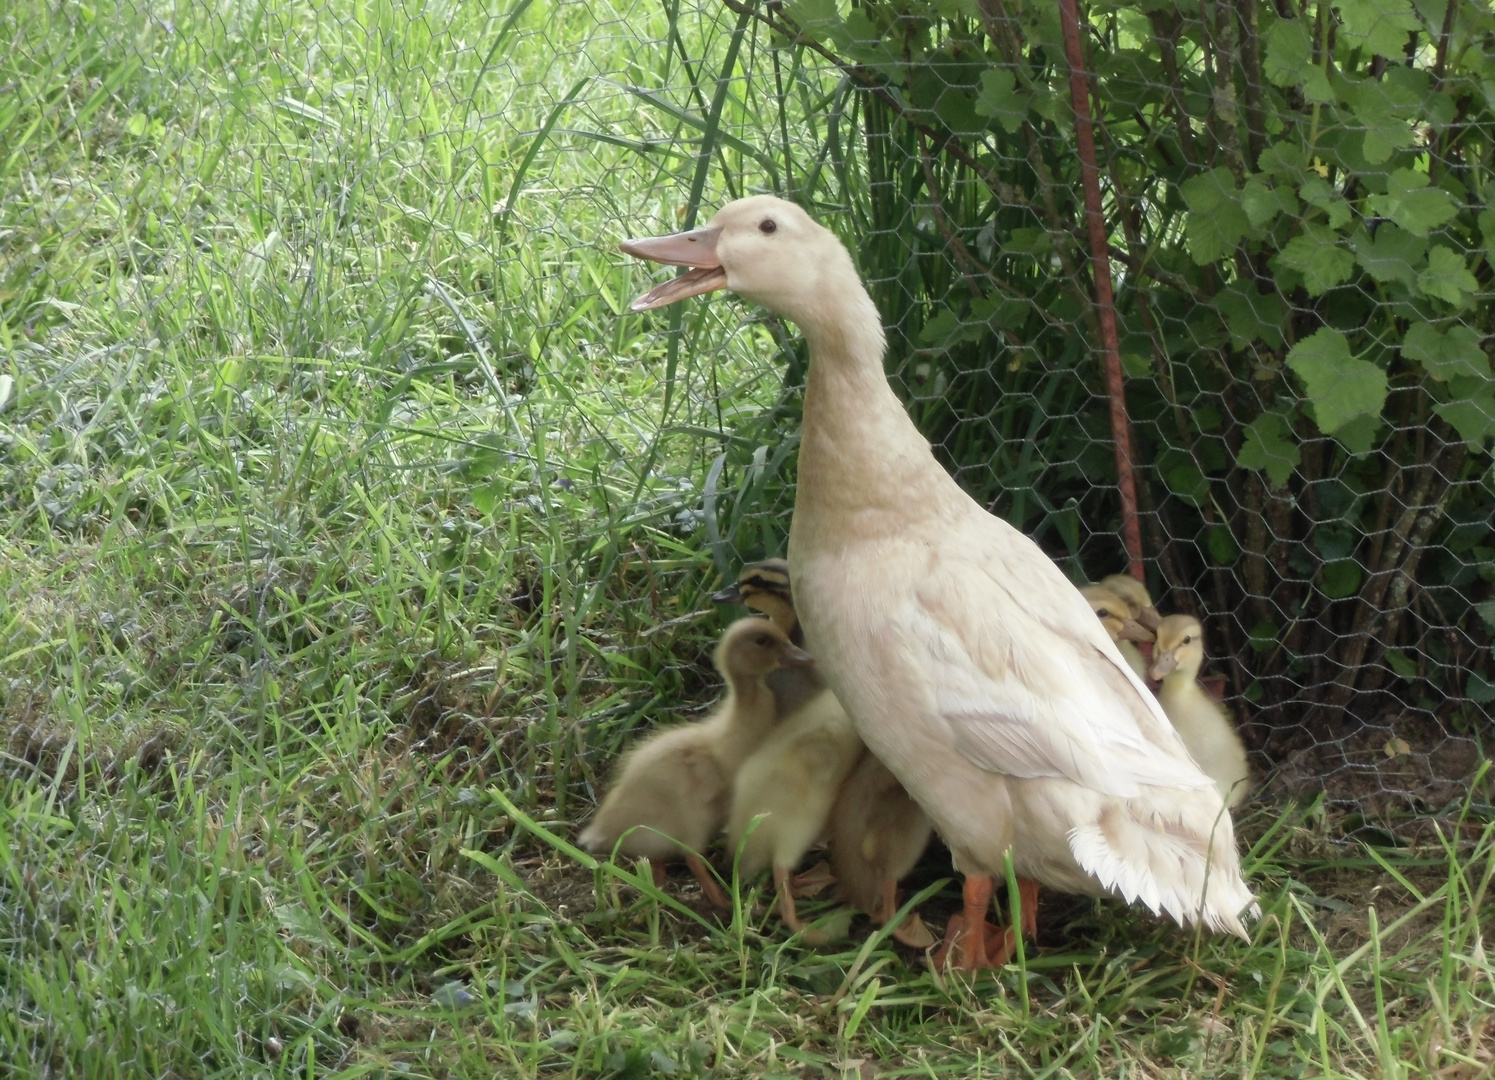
[1067,799,1258,940]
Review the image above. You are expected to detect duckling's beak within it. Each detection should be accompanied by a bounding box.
[1147,651,1179,680]
[781,644,815,667]
[1138,605,1163,631]
[620,226,727,311]
[712,583,744,604]
[1117,617,1155,644]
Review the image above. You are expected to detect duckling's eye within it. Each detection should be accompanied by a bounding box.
[755,634,771,646]
[1097,608,1113,618]
[1182,635,1194,644]
[758,219,777,234]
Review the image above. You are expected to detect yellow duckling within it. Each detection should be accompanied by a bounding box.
[578,617,813,906]
[718,558,934,946]
[727,688,864,936]
[1097,573,1163,679]
[1148,615,1251,808]
[1080,584,1156,681]
[827,751,936,947]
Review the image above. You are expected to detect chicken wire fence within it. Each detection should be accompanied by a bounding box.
[2,0,1493,841]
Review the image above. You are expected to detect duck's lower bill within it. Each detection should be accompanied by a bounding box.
[627,265,727,311]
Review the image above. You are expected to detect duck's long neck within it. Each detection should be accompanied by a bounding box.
[795,286,961,536]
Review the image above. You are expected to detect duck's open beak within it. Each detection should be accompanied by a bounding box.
[1117,617,1155,644]
[712,583,744,604]
[620,225,727,311]
[1138,605,1163,631]
[1147,651,1179,680]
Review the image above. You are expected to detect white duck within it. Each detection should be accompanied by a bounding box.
[1148,615,1252,808]
[622,196,1256,970]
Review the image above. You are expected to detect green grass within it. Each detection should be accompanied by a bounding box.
[2,1,1493,1077]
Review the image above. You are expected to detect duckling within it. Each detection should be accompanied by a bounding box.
[1148,615,1251,807]
[713,559,825,717]
[578,617,813,905]
[828,751,936,947]
[1097,574,1162,679]
[727,688,865,936]
[718,558,935,946]
[1080,584,1156,681]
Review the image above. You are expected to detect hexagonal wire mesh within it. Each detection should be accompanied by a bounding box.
[3,0,1494,1039]
[4,0,1494,1069]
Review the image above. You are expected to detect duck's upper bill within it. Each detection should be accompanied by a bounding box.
[620,225,727,311]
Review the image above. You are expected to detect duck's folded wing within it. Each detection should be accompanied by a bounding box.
[908,558,1211,799]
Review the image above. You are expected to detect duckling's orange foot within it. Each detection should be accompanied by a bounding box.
[685,854,731,910]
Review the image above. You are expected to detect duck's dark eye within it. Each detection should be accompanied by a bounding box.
[759,219,776,234]
[755,634,770,646]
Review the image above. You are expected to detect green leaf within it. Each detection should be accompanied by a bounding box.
[1468,672,1495,705]
[1237,411,1301,486]
[1336,0,1422,58]
[975,68,1029,133]
[1164,462,1211,507]
[1286,328,1389,435]
[1241,177,1299,229]
[1320,560,1363,600]
[1432,380,1495,449]
[1312,523,1356,560]
[1479,208,1495,265]
[1402,322,1491,382]
[1350,76,1419,164]
[1334,412,1382,455]
[1258,141,1308,179]
[1207,527,1240,565]
[1368,168,1458,236]
[1263,18,1313,86]
[1352,223,1426,291]
[1418,245,1478,307]
[1475,599,1495,632]
[1274,224,1355,295]
[1216,284,1287,349]
[1298,175,1352,229]
[1181,167,1250,264]
[1383,648,1418,679]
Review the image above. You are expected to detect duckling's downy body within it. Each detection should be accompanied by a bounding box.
[1149,615,1251,808]
[578,617,812,905]
[717,558,933,944]
[623,196,1256,967]
[727,689,863,934]
[828,750,936,944]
